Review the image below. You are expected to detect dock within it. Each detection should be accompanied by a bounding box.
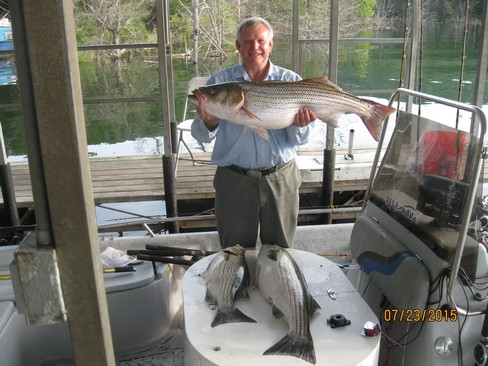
[4,145,488,231]
[2,147,376,209]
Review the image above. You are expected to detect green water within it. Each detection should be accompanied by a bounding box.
[1,23,486,158]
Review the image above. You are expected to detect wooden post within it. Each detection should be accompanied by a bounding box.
[11,1,116,364]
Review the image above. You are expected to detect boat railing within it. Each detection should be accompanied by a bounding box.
[366,87,487,316]
[96,206,363,233]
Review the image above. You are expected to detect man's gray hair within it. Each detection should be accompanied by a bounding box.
[236,16,274,40]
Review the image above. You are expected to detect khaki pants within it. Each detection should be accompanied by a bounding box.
[213,159,301,249]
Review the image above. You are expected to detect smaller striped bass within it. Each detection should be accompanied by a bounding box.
[200,244,256,327]
[189,76,396,141]
[256,244,321,364]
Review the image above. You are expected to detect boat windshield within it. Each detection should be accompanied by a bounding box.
[368,110,484,267]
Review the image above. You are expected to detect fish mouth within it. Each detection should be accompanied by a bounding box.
[189,89,205,105]
[192,89,203,98]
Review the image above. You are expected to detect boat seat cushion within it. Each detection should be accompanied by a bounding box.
[350,215,430,311]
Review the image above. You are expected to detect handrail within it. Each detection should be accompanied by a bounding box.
[366,87,487,316]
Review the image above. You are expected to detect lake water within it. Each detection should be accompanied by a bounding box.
[1,22,487,161]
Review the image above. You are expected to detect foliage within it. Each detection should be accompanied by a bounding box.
[74,0,154,61]
[170,12,193,54]
[115,0,485,62]
[356,0,376,19]
[1,1,484,62]
[74,9,98,45]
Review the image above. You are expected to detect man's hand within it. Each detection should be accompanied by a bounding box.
[196,93,220,131]
[293,108,316,128]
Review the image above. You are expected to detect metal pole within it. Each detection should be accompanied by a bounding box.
[156,0,179,233]
[10,0,53,245]
[0,122,20,227]
[405,0,420,112]
[346,129,355,160]
[292,0,300,73]
[321,0,339,224]
[473,0,488,108]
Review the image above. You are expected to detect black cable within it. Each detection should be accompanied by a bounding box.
[428,268,449,305]
[458,268,488,301]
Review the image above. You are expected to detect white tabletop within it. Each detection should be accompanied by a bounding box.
[183,248,380,366]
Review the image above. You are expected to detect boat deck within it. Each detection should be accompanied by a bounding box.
[2,147,377,209]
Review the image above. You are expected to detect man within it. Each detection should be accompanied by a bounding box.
[191,16,316,249]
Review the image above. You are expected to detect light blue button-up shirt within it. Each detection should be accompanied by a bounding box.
[191,62,310,170]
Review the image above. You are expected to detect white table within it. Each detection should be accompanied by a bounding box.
[183,248,380,366]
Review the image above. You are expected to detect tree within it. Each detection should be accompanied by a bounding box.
[76,0,153,60]
[172,0,238,59]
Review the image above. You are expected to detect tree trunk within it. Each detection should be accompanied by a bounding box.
[192,0,199,64]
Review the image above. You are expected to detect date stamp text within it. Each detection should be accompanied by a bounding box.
[382,308,457,322]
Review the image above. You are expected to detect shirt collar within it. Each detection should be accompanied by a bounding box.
[232,61,278,81]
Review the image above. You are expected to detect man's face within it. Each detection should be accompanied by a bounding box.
[236,24,273,70]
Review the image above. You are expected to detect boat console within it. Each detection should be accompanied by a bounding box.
[365,110,481,278]
[350,89,488,365]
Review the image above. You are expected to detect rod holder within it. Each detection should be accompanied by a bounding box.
[345,129,354,160]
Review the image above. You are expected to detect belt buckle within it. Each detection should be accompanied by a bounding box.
[246,170,262,178]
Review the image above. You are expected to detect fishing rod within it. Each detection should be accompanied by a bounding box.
[147,244,217,255]
[0,266,136,281]
[128,245,217,257]
[135,254,195,267]
[97,205,363,232]
[127,245,218,266]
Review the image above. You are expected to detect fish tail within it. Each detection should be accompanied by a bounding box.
[211,307,256,328]
[362,102,396,142]
[263,333,316,365]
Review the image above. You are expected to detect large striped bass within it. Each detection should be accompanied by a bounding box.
[256,244,321,364]
[189,76,396,141]
[200,244,256,327]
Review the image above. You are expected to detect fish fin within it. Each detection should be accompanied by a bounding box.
[317,113,342,128]
[249,126,270,140]
[301,76,343,91]
[235,287,251,301]
[265,245,281,261]
[361,100,396,141]
[224,244,245,256]
[271,304,285,320]
[230,97,246,113]
[211,307,257,327]
[308,295,321,317]
[263,332,316,365]
[240,104,261,120]
[204,289,217,309]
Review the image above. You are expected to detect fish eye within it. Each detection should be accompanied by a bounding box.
[207,88,216,95]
